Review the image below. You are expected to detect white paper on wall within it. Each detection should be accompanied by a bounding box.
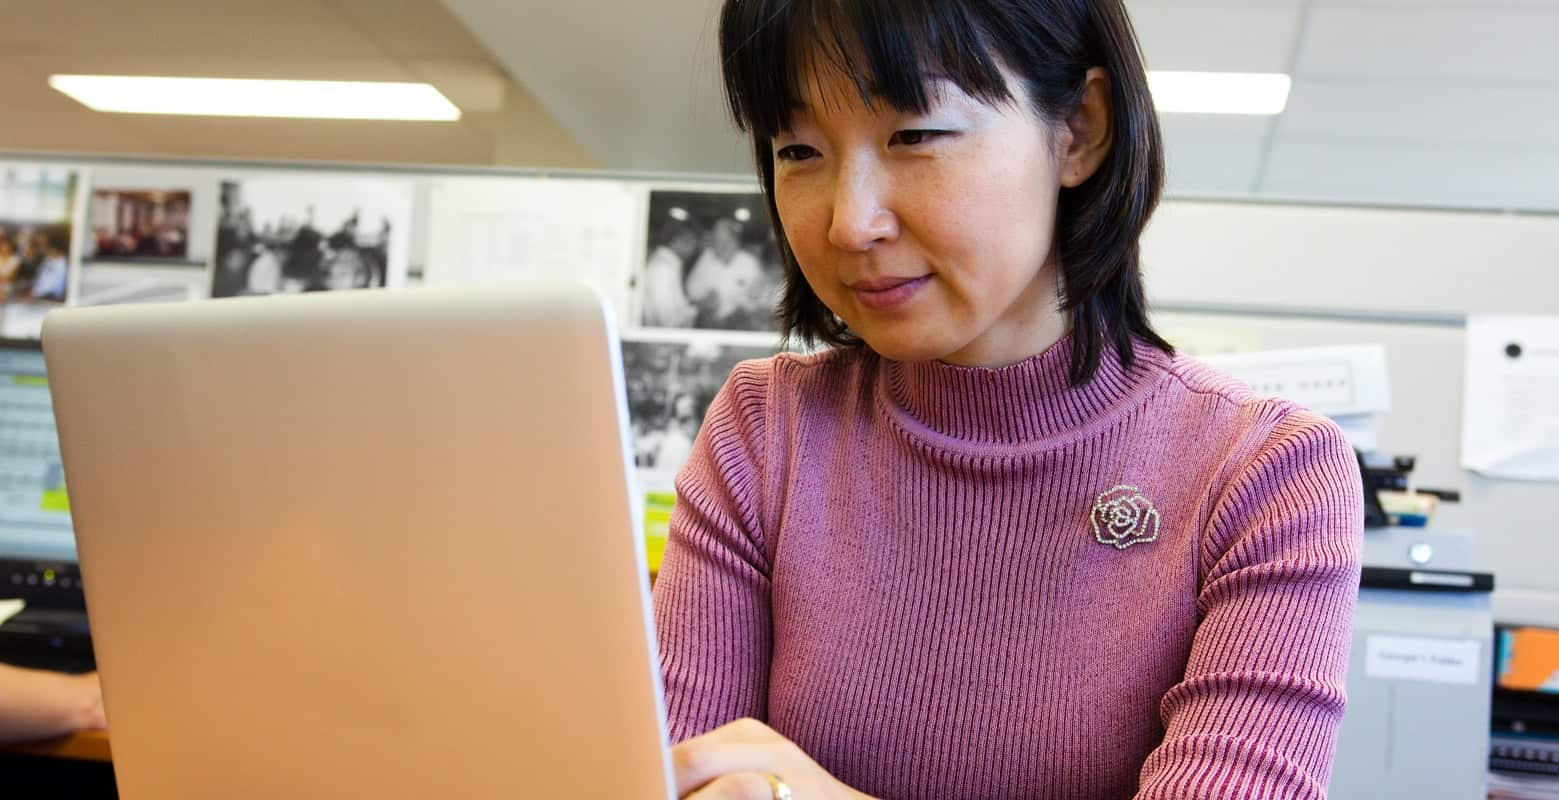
[1364,635,1481,686]
[424,177,641,325]
[1462,313,1559,482]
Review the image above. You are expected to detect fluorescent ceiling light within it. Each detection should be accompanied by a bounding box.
[1147,71,1291,115]
[48,75,461,121]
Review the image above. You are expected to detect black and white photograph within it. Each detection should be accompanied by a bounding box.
[88,189,191,261]
[622,337,778,473]
[639,189,784,332]
[210,178,411,298]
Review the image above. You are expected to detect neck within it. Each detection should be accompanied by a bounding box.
[942,264,1069,368]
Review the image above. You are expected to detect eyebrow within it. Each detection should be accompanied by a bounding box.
[784,73,958,114]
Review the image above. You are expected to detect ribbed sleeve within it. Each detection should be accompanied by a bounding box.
[1136,411,1365,799]
[652,360,774,744]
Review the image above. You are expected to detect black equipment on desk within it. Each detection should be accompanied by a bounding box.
[0,557,93,670]
[1490,624,1559,777]
[1356,450,1462,529]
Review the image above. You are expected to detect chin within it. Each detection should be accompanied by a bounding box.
[856,328,963,364]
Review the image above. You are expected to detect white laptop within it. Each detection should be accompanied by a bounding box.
[42,283,676,798]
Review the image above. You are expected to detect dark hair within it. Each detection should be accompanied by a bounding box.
[719,0,1172,384]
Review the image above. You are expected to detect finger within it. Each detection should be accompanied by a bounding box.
[673,740,782,796]
[683,771,778,800]
[691,717,779,744]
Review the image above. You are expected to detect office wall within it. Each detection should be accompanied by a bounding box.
[1142,199,1559,317]
[1142,200,1559,623]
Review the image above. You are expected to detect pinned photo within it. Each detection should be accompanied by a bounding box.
[639,190,783,333]
[621,336,778,474]
[210,178,411,298]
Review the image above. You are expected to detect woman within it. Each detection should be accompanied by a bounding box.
[654,1,1364,799]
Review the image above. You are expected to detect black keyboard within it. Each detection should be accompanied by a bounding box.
[1492,736,1559,776]
[10,606,90,630]
[0,605,92,660]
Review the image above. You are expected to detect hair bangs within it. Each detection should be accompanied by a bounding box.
[720,0,1013,139]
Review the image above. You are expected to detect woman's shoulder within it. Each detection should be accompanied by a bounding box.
[1158,351,1273,409]
[727,345,873,385]
[1154,349,1305,429]
[719,346,876,412]
[1152,348,1356,480]
[694,347,875,499]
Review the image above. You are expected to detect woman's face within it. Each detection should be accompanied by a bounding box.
[772,64,1067,367]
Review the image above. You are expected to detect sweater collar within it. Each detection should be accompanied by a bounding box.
[881,332,1170,449]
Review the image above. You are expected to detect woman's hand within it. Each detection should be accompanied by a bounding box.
[673,718,875,799]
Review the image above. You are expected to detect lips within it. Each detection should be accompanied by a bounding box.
[848,274,932,311]
[848,276,926,292]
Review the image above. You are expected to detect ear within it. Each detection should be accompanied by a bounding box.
[1059,67,1113,188]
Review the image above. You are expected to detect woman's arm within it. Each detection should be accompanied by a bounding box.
[0,665,106,744]
[655,362,885,798]
[1135,410,1365,799]
[653,360,777,743]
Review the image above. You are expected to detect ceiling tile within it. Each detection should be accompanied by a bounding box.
[325,0,492,59]
[1298,6,1559,80]
[0,1,383,59]
[1130,4,1305,73]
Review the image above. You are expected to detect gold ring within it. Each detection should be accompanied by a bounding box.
[763,773,794,800]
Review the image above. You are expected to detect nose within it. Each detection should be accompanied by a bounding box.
[827,160,899,252]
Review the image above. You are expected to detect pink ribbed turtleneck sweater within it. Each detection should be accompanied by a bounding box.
[652,336,1364,799]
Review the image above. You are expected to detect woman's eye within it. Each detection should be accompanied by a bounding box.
[775,144,819,162]
[890,129,946,147]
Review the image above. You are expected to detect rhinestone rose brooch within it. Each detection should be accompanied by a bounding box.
[1091,485,1160,550]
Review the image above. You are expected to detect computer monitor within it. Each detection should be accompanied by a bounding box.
[0,339,83,607]
[1499,627,1559,696]
[1494,624,1559,736]
[0,340,74,561]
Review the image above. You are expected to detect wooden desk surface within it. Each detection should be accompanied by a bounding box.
[1,728,111,762]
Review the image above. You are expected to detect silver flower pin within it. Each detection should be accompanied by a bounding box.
[1091,485,1160,550]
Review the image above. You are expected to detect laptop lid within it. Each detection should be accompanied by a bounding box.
[43,283,674,798]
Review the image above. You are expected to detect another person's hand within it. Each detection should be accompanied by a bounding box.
[673,718,875,799]
[57,671,107,732]
[0,665,106,744]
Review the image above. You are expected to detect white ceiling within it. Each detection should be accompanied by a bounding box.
[444,0,1559,212]
[0,0,593,168]
[439,0,746,175]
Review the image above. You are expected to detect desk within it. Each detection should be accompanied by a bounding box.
[2,728,111,762]
[0,728,117,798]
